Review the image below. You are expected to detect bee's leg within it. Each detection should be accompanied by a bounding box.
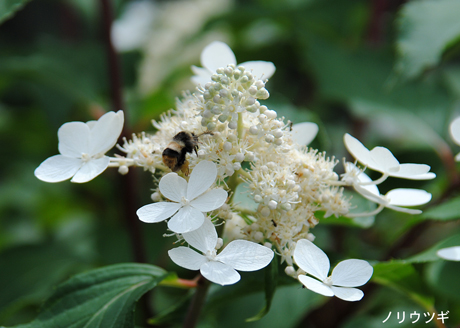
[180,160,190,176]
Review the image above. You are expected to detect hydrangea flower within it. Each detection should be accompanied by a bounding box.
[449,117,460,161]
[137,161,227,233]
[293,239,373,301]
[437,246,460,261]
[34,111,124,183]
[344,133,435,180]
[168,218,274,285]
[191,41,276,86]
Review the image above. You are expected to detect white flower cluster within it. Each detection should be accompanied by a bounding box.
[34,41,439,299]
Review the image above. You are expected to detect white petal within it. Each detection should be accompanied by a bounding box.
[449,117,460,145]
[159,173,187,202]
[298,275,334,297]
[168,247,207,270]
[330,286,364,302]
[167,205,204,233]
[386,204,423,214]
[89,111,124,155]
[293,239,329,281]
[290,122,319,146]
[70,156,110,183]
[182,218,217,253]
[191,65,212,86]
[34,155,82,183]
[456,152,460,161]
[58,122,90,157]
[368,146,400,173]
[136,202,181,223]
[187,161,217,200]
[390,164,435,180]
[239,60,276,80]
[191,189,227,212]
[385,188,432,206]
[216,240,274,271]
[201,41,236,73]
[437,246,460,261]
[330,259,373,287]
[353,184,383,204]
[343,134,374,167]
[200,261,240,286]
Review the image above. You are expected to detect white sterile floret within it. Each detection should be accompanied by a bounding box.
[168,219,274,286]
[355,183,432,215]
[136,161,227,233]
[449,117,460,161]
[437,246,460,261]
[344,134,435,180]
[293,239,373,302]
[191,41,276,86]
[34,111,124,183]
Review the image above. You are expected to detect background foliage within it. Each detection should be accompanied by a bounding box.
[1,0,460,327]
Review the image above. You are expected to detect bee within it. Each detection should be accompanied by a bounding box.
[162,131,213,175]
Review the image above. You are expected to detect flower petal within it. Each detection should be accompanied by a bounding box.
[201,41,236,74]
[167,205,204,233]
[182,218,217,253]
[191,189,227,212]
[187,161,218,200]
[437,246,460,261]
[89,111,124,155]
[200,261,240,286]
[330,259,373,287]
[368,146,400,173]
[216,240,274,271]
[70,156,110,183]
[385,205,422,215]
[293,239,329,281]
[239,60,276,80]
[330,286,364,301]
[191,65,212,86]
[450,116,460,145]
[34,155,82,183]
[391,164,435,180]
[298,275,334,297]
[159,173,188,202]
[136,202,181,223]
[290,122,319,146]
[58,122,90,157]
[343,134,374,167]
[385,188,432,206]
[168,247,207,270]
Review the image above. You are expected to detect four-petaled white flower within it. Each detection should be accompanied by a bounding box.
[137,161,227,233]
[168,218,274,285]
[343,163,432,215]
[293,239,373,302]
[344,133,435,180]
[191,41,276,86]
[449,117,460,161]
[437,246,460,261]
[34,111,124,183]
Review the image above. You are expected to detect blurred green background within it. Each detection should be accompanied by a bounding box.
[1,0,460,327]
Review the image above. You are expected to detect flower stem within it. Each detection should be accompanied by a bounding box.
[183,275,211,328]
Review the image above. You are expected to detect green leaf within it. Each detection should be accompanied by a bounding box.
[246,255,279,322]
[0,0,32,24]
[373,261,434,309]
[0,242,89,322]
[406,234,460,263]
[13,263,168,328]
[396,0,460,78]
[421,196,460,221]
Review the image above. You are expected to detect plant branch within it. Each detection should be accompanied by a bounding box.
[183,275,210,328]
